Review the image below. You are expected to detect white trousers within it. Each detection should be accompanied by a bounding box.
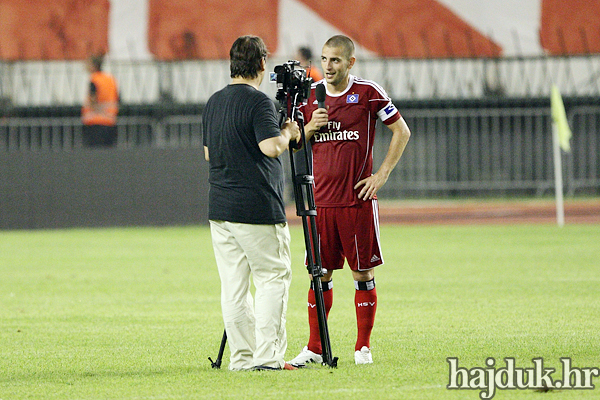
[210,220,292,370]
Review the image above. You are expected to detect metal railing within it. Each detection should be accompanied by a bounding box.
[0,116,202,151]
[568,107,600,194]
[0,117,82,151]
[376,106,600,196]
[1,108,599,196]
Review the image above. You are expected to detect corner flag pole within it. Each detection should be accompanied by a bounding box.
[550,84,572,228]
[551,123,565,227]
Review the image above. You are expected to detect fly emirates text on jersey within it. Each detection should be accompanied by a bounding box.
[313,121,359,143]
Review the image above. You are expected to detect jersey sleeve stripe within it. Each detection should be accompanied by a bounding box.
[352,77,391,100]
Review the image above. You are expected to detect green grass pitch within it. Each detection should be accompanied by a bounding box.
[1,223,599,399]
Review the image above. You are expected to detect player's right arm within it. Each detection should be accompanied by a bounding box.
[303,108,328,141]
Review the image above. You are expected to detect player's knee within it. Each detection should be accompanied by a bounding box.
[352,269,374,282]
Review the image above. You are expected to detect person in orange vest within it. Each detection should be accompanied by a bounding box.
[81,54,119,148]
[296,46,323,82]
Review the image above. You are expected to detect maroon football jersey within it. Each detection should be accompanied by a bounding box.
[300,75,401,207]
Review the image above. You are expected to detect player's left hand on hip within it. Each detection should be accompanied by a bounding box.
[354,175,385,200]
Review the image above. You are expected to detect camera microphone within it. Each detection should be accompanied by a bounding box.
[316,83,326,109]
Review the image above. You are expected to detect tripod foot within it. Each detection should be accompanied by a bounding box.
[323,357,338,368]
[208,357,222,369]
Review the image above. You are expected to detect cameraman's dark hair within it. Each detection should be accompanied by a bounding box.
[230,36,268,79]
[324,35,355,60]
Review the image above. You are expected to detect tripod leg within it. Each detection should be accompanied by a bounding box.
[209,329,227,369]
[311,275,338,367]
[300,212,337,367]
[288,108,337,368]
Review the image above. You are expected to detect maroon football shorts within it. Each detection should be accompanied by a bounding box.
[313,199,383,272]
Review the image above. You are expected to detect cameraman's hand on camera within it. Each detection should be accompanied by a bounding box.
[304,108,328,141]
[259,118,301,158]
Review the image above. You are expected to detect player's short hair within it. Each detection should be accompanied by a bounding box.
[229,36,268,79]
[324,35,355,60]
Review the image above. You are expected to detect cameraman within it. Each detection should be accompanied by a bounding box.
[202,35,300,371]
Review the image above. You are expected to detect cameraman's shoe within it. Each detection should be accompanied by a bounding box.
[254,363,298,371]
[354,346,373,364]
[288,346,323,367]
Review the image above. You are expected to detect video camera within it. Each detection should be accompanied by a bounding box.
[273,60,312,106]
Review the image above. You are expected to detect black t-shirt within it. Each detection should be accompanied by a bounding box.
[202,84,286,224]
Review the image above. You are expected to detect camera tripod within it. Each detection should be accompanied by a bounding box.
[283,92,338,368]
